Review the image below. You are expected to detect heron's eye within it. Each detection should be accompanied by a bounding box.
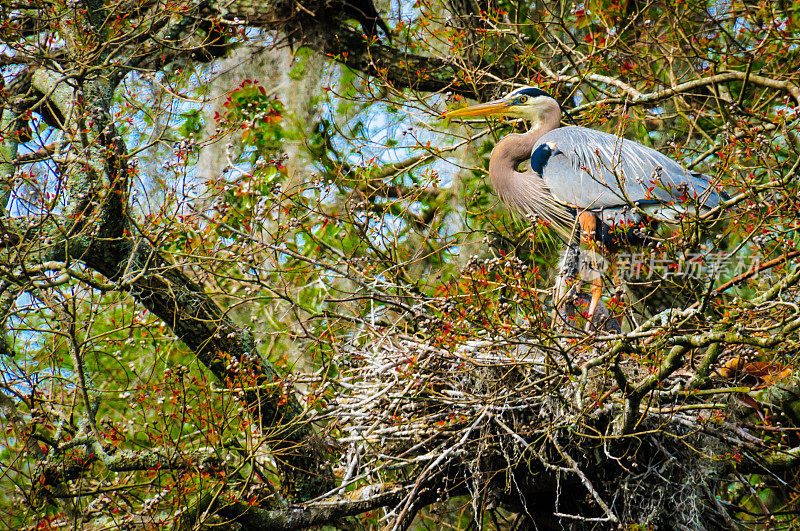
[519,95,528,103]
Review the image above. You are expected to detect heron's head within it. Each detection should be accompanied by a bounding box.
[445,87,559,121]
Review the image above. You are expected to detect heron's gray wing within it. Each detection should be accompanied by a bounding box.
[536,126,723,219]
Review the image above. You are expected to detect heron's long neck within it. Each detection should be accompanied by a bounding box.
[489,110,560,191]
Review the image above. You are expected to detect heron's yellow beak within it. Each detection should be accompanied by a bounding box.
[444,98,512,118]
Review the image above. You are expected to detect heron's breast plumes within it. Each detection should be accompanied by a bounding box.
[488,133,576,239]
[489,129,575,238]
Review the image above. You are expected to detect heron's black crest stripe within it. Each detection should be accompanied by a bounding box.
[514,87,552,99]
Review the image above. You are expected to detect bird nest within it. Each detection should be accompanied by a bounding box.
[326,330,732,529]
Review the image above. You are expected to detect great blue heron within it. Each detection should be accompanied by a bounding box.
[446,86,726,323]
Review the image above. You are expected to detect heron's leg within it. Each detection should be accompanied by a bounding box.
[587,282,603,320]
[578,212,602,320]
